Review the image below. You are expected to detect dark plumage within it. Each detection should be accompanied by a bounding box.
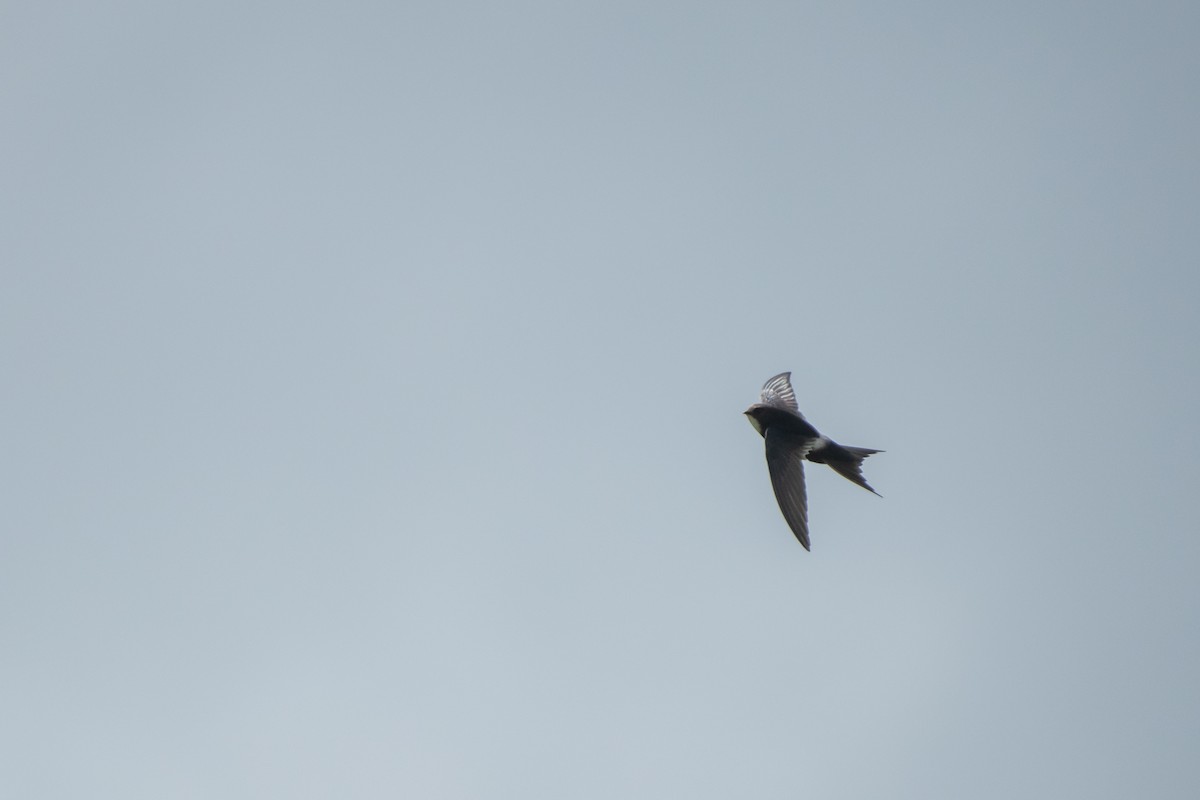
[745,372,881,550]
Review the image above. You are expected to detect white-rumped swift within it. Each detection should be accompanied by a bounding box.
[745,372,881,550]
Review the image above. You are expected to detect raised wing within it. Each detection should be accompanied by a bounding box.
[764,426,812,550]
[760,372,799,413]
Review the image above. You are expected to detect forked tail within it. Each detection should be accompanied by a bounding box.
[828,445,883,496]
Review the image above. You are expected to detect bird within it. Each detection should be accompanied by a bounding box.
[744,372,881,550]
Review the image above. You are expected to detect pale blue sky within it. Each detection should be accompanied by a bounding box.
[3,2,1199,798]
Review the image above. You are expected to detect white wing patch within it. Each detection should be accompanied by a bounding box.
[760,372,799,412]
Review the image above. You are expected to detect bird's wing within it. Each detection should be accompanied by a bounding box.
[760,372,800,413]
[765,427,814,550]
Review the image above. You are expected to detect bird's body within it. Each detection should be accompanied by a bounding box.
[745,372,881,550]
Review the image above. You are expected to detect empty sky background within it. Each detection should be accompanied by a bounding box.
[3,2,1199,797]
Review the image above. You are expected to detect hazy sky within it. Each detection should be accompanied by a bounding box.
[3,2,1199,798]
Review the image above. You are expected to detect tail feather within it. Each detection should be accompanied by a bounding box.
[827,445,883,496]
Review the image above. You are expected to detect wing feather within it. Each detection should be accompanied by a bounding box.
[759,372,800,412]
[765,427,812,549]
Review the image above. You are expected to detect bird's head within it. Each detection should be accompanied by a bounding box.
[744,405,767,437]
